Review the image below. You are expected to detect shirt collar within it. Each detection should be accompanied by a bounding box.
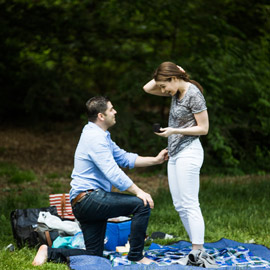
[87,121,111,138]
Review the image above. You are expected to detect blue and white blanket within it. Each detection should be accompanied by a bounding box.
[69,238,270,270]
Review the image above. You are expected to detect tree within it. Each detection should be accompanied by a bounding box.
[0,0,269,174]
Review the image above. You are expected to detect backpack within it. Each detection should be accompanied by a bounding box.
[35,222,69,247]
[10,206,58,248]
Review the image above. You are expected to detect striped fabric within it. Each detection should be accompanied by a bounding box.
[49,193,75,220]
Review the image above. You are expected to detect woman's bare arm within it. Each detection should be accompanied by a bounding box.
[143,79,170,97]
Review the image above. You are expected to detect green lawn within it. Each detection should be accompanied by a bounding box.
[149,176,270,246]
[1,174,270,269]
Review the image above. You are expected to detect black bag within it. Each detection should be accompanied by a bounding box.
[10,206,59,248]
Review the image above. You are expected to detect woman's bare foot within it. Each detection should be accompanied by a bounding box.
[32,245,48,266]
[137,257,156,265]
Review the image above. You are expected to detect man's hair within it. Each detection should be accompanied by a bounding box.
[86,96,110,122]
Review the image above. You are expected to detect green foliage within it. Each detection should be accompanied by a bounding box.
[0,0,269,174]
[197,33,270,175]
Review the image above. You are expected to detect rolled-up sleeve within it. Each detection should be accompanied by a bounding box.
[89,137,134,191]
[111,140,138,169]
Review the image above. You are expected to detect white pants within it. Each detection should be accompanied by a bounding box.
[167,138,205,244]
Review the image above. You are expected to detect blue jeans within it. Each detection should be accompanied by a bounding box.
[47,189,151,262]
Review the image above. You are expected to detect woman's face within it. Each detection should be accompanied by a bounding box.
[156,77,179,96]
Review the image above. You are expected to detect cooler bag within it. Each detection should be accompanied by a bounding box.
[104,217,131,251]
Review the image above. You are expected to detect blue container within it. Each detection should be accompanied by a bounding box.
[104,220,131,251]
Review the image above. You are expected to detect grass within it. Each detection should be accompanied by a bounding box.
[1,173,270,269]
[149,176,270,246]
[0,162,36,184]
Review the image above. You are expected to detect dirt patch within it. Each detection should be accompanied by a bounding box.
[1,126,268,198]
[0,126,168,195]
[0,127,79,174]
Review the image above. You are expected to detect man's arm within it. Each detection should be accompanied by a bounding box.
[134,148,168,167]
[89,137,134,191]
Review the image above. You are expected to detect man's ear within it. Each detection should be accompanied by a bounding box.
[97,112,105,121]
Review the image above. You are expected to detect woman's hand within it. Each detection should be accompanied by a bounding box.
[155,127,175,137]
[155,111,209,138]
[177,65,185,72]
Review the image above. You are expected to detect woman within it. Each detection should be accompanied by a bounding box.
[143,62,215,266]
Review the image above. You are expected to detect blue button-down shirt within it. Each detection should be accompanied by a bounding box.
[69,122,138,201]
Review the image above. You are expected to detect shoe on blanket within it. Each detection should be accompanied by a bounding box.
[174,255,189,265]
[188,249,219,268]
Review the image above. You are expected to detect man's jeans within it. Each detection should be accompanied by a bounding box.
[48,189,151,262]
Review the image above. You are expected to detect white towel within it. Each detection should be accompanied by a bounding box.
[38,211,81,235]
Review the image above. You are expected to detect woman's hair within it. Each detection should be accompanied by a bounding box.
[85,96,110,122]
[153,61,204,94]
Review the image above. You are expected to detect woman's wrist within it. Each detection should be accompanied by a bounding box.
[173,128,183,135]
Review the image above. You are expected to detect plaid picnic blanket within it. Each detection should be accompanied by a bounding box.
[106,242,270,268]
[69,238,270,270]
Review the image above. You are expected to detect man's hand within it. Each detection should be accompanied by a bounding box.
[136,189,154,209]
[134,148,169,167]
[127,184,154,208]
[155,148,169,164]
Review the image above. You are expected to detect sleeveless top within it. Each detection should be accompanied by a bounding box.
[168,84,207,157]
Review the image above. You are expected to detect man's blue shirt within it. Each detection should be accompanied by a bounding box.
[69,122,137,201]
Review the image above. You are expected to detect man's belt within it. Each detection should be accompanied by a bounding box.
[71,189,94,207]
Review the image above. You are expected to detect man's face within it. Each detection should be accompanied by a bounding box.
[102,101,117,128]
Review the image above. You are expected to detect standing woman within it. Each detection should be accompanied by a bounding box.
[143,62,214,265]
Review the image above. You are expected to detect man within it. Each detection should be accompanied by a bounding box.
[33,96,168,266]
